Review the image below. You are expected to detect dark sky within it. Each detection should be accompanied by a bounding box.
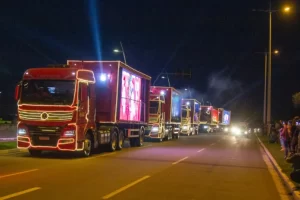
[0,0,299,123]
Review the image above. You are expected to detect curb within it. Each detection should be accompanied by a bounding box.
[256,134,300,200]
[0,148,27,155]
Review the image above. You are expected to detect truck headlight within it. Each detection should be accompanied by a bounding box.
[151,127,159,132]
[63,130,75,137]
[18,128,27,135]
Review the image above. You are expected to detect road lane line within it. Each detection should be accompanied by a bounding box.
[259,147,290,200]
[210,143,216,146]
[0,169,38,179]
[197,148,205,153]
[0,187,41,200]
[102,176,150,199]
[172,156,189,165]
[86,152,117,160]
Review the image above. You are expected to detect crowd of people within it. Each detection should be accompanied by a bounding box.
[272,117,300,159]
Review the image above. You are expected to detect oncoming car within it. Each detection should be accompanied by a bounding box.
[230,125,249,138]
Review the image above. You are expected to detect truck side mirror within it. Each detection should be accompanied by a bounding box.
[15,85,20,101]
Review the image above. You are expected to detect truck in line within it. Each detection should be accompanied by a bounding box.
[199,106,219,133]
[15,61,151,157]
[145,86,181,141]
[180,99,200,136]
[218,108,231,132]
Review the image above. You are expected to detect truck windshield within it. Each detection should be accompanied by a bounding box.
[150,101,159,114]
[182,110,188,118]
[20,80,75,105]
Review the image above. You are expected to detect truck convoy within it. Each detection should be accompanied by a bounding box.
[180,99,200,136]
[15,60,231,157]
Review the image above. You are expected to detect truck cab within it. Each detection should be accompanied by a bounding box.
[146,91,169,141]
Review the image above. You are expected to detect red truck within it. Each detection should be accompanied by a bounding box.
[180,99,200,135]
[15,61,151,157]
[145,86,181,141]
[199,106,219,133]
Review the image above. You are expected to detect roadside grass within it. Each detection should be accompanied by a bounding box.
[0,141,17,150]
[258,135,293,176]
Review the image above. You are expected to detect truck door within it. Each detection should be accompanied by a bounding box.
[78,82,88,140]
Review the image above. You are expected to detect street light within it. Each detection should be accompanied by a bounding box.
[256,50,280,128]
[284,6,291,13]
[253,4,291,135]
[113,41,127,64]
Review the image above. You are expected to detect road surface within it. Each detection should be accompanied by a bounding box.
[0,134,291,200]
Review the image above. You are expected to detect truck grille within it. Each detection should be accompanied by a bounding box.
[19,110,73,121]
[28,126,62,146]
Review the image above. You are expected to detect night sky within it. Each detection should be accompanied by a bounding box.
[0,0,299,124]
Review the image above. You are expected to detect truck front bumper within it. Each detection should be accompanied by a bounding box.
[17,136,82,152]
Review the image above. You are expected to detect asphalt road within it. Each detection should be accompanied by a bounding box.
[0,134,292,200]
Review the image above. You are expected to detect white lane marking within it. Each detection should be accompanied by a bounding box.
[86,152,116,160]
[259,147,290,200]
[102,176,150,199]
[210,143,216,146]
[172,156,189,165]
[0,169,38,179]
[139,144,152,148]
[0,187,41,200]
[197,148,205,153]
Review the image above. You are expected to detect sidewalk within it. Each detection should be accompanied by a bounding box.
[0,125,16,141]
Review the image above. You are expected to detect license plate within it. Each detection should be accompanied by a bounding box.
[39,136,50,141]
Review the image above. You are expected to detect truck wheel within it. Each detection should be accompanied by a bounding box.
[136,128,144,147]
[109,130,118,152]
[117,130,124,150]
[82,134,92,157]
[29,149,42,157]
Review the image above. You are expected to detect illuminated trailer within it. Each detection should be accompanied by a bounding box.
[145,86,181,141]
[15,61,151,157]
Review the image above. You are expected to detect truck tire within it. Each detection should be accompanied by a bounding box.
[82,134,92,157]
[29,149,42,157]
[136,128,144,147]
[117,130,124,150]
[109,130,118,152]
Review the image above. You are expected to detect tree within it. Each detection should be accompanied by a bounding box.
[292,92,300,108]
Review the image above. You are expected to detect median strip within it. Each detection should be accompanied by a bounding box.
[0,187,41,200]
[0,169,39,179]
[172,156,189,165]
[102,175,150,199]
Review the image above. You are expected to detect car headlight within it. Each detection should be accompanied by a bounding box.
[18,128,27,135]
[63,130,75,137]
[224,128,229,132]
[182,125,188,130]
[151,127,159,132]
[244,131,248,134]
[231,127,241,135]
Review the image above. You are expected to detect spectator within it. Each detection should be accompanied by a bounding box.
[280,121,290,159]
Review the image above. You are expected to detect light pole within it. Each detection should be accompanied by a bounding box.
[256,50,279,133]
[113,41,127,64]
[253,4,291,134]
